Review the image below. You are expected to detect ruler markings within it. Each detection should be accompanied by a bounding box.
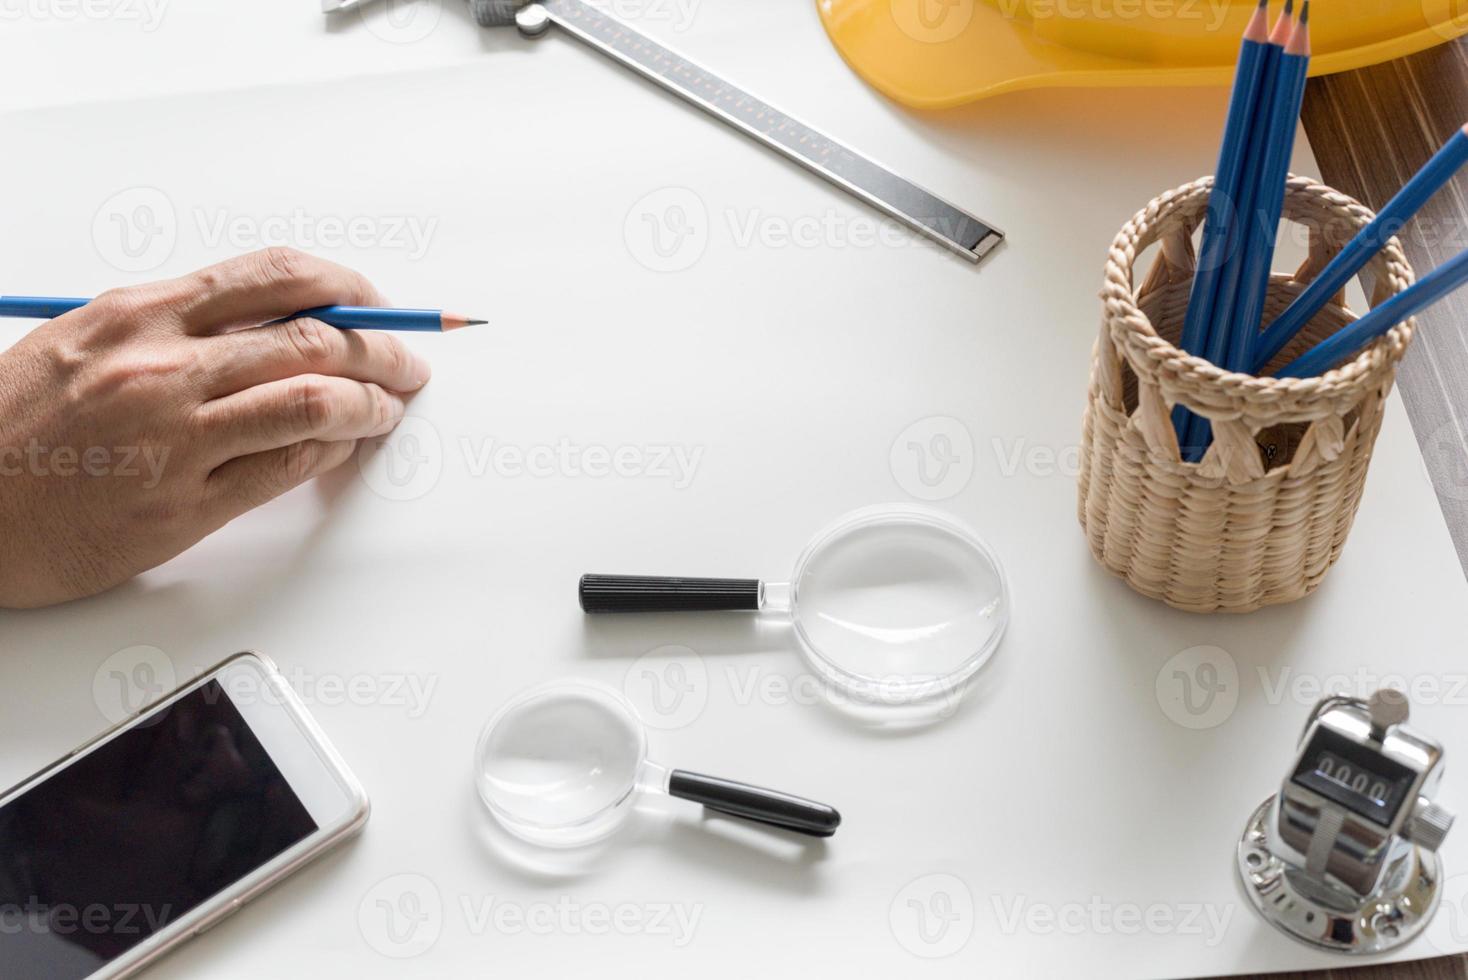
[536,0,1003,262]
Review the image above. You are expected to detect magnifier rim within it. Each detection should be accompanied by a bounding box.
[473,680,648,845]
[787,503,1010,702]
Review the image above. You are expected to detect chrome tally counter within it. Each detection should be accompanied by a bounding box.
[1237,690,1455,953]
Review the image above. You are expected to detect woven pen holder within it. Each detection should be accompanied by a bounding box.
[1078,175,1417,613]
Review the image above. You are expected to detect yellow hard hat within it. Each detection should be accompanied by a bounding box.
[817,0,1468,107]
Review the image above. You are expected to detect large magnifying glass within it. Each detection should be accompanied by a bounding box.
[580,505,1009,706]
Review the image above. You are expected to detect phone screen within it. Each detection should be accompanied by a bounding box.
[0,679,319,978]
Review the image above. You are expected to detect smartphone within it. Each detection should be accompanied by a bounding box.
[0,651,369,979]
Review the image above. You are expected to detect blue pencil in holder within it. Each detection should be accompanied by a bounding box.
[1226,4,1312,374]
[1172,0,1273,453]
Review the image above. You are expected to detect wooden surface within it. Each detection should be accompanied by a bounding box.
[1301,39,1468,574]
[1242,962,1468,980]
[1228,36,1468,980]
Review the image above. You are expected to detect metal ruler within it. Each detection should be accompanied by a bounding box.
[502,0,1002,263]
[323,0,1006,263]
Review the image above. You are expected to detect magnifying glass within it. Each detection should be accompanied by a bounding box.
[474,682,841,847]
[579,505,1009,705]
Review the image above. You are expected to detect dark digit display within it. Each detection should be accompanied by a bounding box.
[1291,726,1416,825]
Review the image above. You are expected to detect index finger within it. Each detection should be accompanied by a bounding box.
[167,248,387,334]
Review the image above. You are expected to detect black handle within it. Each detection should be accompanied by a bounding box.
[667,770,841,838]
[579,575,761,613]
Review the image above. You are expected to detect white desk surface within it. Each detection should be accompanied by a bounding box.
[4,2,1468,977]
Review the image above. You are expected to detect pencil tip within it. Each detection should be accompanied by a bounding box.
[1269,0,1294,43]
[1244,0,1269,38]
[1286,0,1311,53]
[439,313,488,331]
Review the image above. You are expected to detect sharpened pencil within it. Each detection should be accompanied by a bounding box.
[1181,0,1290,461]
[0,297,486,333]
[1253,122,1468,372]
[1277,247,1468,377]
[1172,0,1272,453]
[1226,0,1310,373]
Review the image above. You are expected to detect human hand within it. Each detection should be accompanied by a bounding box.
[0,248,429,608]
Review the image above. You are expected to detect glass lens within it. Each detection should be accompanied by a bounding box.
[475,686,644,840]
[791,507,1007,700]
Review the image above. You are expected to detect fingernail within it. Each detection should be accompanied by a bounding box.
[410,351,432,389]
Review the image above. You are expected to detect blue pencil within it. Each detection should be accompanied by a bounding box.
[1226,2,1310,373]
[1253,123,1468,372]
[1276,247,1468,378]
[1172,0,1272,451]
[1182,0,1290,461]
[0,296,486,332]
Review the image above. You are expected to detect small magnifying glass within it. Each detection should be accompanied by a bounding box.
[580,504,1009,705]
[474,681,841,848]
